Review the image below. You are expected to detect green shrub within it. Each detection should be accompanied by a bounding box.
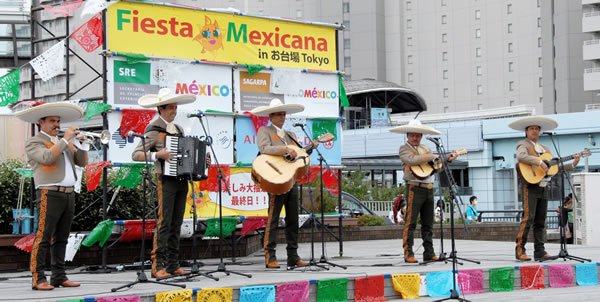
[0,159,32,234]
[357,214,385,226]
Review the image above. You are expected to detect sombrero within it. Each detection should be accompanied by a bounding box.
[138,88,196,108]
[250,98,304,117]
[508,116,558,131]
[15,102,84,123]
[389,120,441,135]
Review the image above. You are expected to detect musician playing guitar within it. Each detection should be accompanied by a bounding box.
[391,120,458,264]
[131,88,196,279]
[509,116,580,261]
[251,98,318,269]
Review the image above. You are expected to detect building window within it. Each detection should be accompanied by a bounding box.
[443,69,448,79]
[475,28,481,38]
[478,103,483,110]
[343,3,350,13]
[477,85,483,95]
[406,1,412,11]
[343,20,350,30]
[510,100,515,106]
[538,57,542,67]
[407,37,413,46]
[476,66,482,76]
[344,57,351,67]
[443,51,448,61]
[443,88,449,97]
[538,37,542,47]
[539,77,543,87]
[442,33,448,43]
[508,42,513,53]
[539,97,543,103]
[508,23,513,33]
[407,55,413,64]
[444,106,449,113]
[509,81,515,91]
[508,61,514,72]
[408,73,414,82]
[296,9,303,18]
[407,19,412,29]
[344,38,351,49]
[537,17,541,28]
[475,10,481,20]
[476,47,482,57]
[441,0,447,6]
[537,0,540,7]
[507,3,512,14]
[442,15,447,24]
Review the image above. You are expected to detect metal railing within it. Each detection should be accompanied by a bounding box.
[362,200,394,215]
[478,210,559,229]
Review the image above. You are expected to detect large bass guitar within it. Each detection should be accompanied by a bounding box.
[518,149,591,184]
[251,133,334,195]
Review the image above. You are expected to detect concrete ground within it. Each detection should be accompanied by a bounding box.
[0,239,598,302]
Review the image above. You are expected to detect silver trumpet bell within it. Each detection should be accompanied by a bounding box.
[78,130,111,145]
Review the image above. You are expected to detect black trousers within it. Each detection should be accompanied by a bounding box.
[264,185,301,267]
[515,183,548,258]
[402,185,435,260]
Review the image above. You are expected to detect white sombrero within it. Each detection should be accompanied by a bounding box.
[389,119,441,135]
[138,88,196,108]
[15,102,84,123]
[250,98,304,117]
[508,116,558,131]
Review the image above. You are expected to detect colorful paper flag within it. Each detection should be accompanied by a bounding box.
[198,165,231,192]
[80,0,113,19]
[196,288,233,302]
[204,217,238,238]
[113,163,145,188]
[97,296,141,302]
[64,233,85,262]
[391,273,420,300]
[297,166,320,185]
[323,169,339,195]
[548,264,574,288]
[155,289,193,302]
[576,263,598,286]
[244,111,270,134]
[119,109,156,137]
[426,271,460,298]
[241,216,267,237]
[241,64,266,77]
[119,220,156,242]
[312,118,338,141]
[81,219,113,247]
[40,0,83,17]
[240,285,275,302]
[30,40,66,81]
[71,13,103,53]
[14,233,35,253]
[0,68,20,106]
[520,265,545,290]
[317,278,347,302]
[457,269,483,294]
[85,161,111,191]
[116,52,149,64]
[84,101,111,122]
[489,267,514,292]
[276,280,310,302]
[354,275,386,302]
[339,75,349,107]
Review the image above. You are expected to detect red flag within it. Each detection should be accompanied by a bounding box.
[71,13,103,53]
[85,161,111,191]
[298,166,320,184]
[120,109,156,137]
[41,0,83,17]
[14,234,36,253]
[322,169,339,195]
[198,165,231,192]
[244,111,270,134]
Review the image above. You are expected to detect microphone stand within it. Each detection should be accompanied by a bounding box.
[294,124,346,270]
[429,138,479,302]
[538,133,590,263]
[111,134,184,292]
[190,112,251,279]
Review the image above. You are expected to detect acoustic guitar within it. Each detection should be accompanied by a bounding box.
[518,149,591,184]
[410,148,467,180]
[251,133,335,195]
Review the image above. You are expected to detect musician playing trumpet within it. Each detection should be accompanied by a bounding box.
[131,88,196,279]
[16,102,87,290]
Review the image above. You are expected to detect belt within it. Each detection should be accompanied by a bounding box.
[406,181,434,189]
[39,186,74,193]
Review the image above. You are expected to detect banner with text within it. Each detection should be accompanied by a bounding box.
[107,1,338,70]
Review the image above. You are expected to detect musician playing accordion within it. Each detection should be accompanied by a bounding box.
[132,88,196,279]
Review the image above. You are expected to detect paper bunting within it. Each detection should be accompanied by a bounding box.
[520,265,545,290]
[180,219,194,238]
[548,264,574,288]
[270,68,301,96]
[457,269,483,295]
[298,166,320,185]
[198,165,231,192]
[97,296,141,302]
[30,40,66,81]
[0,68,20,106]
[419,275,427,297]
[80,0,113,19]
[204,217,237,238]
[241,216,267,237]
[120,109,156,137]
[489,267,514,292]
[116,52,149,65]
[323,169,339,195]
[339,75,349,107]
[312,118,338,141]
[241,64,266,77]
[244,111,270,134]
[120,220,156,242]
[155,289,193,302]
[72,13,103,53]
[113,163,145,188]
[317,278,348,302]
[82,219,114,247]
[576,263,598,286]
[392,273,420,300]
[354,275,386,302]
[13,167,33,178]
[64,233,85,262]
[196,288,233,302]
[85,161,111,191]
[240,285,275,302]
[40,0,83,17]
[14,233,35,253]
[84,101,111,122]
[426,271,460,298]
[276,280,310,302]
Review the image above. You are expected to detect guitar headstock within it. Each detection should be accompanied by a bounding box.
[581,148,592,158]
[318,133,335,143]
[455,148,468,156]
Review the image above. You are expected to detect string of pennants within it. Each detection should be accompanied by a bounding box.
[49,263,599,302]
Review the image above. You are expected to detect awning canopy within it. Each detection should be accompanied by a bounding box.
[344,79,427,113]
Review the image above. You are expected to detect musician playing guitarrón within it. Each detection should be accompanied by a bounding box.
[509,116,580,261]
[132,88,196,278]
[390,120,457,264]
[251,98,318,269]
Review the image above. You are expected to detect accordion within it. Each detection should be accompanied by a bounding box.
[164,136,208,181]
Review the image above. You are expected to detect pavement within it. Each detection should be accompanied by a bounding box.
[0,238,599,302]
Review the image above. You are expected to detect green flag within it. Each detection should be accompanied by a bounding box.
[317,278,348,302]
[0,68,20,106]
[339,75,349,108]
[116,52,149,64]
[14,168,33,178]
[82,220,114,248]
[241,64,266,77]
[84,101,112,122]
[113,163,145,188]
[312,118,338,140]
[204,217,238,238]
[489,267,514,292]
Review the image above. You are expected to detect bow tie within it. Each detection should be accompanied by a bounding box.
[166,123,178,135]
[50,136,60,145]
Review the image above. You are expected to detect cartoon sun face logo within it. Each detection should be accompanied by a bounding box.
[193,16,224,54]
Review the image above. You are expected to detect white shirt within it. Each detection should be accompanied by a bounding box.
[37,131,76,188]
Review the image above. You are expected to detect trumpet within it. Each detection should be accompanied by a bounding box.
[78,130,110,145]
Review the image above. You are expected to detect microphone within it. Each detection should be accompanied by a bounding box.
[293,123,305,128]
[426,137,440,144]
[187,111,204,118]
[543,131,555,136]
[127,131,147,139]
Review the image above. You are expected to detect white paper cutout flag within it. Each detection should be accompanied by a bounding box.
[30,40,65,81]
[65,233,86,262]
[80,0,115,19]
[270,67,301,96]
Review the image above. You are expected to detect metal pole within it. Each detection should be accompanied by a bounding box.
[337,169,343,257]
[101,10,109,269]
